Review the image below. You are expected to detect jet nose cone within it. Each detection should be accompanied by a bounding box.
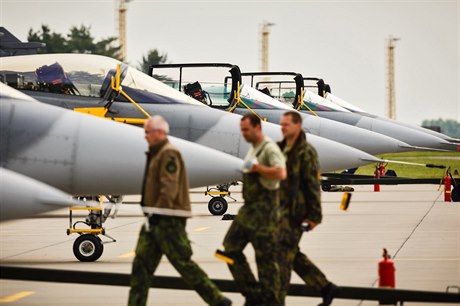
[314,116,415,155]
[171,138,243,187]
[0,168,78,221]
[308,134,381,172]
[372,120,453,150]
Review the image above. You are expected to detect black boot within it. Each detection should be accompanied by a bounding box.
[243,298,262,306]
[318,282,339,306]
[217,297,232,306]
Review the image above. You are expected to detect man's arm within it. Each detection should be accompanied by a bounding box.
[250,163,286,180]
[301,146,322,226]
[249,142,286,180]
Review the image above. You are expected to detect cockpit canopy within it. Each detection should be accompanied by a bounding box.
[0,53,203,105]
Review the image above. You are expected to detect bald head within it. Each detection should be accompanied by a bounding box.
[144,115,170,134]
[144,115,169,146]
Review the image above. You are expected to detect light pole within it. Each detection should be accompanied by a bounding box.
[386,35,400,120]
[260,21,275,72]
[118,0,133,62]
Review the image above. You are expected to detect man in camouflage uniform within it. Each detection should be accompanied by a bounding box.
[128,115,231,306]
[223,113,286,306]
[277,111,338,306]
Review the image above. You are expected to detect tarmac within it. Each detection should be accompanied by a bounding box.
[0,184,459,306]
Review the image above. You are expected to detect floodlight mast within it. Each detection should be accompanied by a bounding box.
[386,35,399,120]
[118,0,133,62]
[260,21,275,73]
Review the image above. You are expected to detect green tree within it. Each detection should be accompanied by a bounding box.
[422,118,460,138]
[138,49,168,74]
[28,25,67,53]
[27,24,121,59]
[138,49,172,84]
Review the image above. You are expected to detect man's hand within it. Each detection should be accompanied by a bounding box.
[249,163,260,173]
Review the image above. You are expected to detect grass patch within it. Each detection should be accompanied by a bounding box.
[355,151,460,178]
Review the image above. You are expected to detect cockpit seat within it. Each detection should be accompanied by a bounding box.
[36,62,79,95]
[184,81,211,105]
[259,87,272,97]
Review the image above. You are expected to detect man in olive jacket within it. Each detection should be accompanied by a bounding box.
[277,111,338,306]
[128,115,231,306]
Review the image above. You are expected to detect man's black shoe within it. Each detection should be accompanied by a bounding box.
[243,298,262,306]
[217,297,232,306]
[244,302,284,306]
[318,282,339,306]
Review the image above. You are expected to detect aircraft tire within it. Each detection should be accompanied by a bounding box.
[73,234,104,262]
[208,197,228,215]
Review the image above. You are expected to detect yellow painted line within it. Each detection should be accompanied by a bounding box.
[193,227,209,232]
[118,251,135,258]
[0,291,35,303]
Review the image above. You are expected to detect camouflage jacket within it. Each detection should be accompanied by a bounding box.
[278,132,322,225]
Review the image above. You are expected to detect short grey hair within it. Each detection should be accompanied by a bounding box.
[144,115,170,134]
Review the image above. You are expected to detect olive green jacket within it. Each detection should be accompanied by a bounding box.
[141,139,192,218]
[278,132,322,224]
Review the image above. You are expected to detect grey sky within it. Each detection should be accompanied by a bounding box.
[1,0,459,126]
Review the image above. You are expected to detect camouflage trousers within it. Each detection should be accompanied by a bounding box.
[278,211,329,302]
[128,216,224,306]
[223,200,281,305]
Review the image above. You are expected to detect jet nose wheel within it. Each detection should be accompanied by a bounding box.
[73,234,104,262]
[208,197,228,215]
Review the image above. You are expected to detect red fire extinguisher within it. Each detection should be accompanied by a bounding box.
[374,163,386,192]
[379,248,395,288]
[444,173,452,202]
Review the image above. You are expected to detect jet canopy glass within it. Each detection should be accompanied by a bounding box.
[241,75,350,113]
[150,64,296,110]
[0,54,203,105]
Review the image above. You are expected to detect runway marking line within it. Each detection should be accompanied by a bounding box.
[0,291,35,303]
[119,251,135,258]
[193,227,209,232]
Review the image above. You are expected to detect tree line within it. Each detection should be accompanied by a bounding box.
[422,118,460,138]
[28,24,167,73]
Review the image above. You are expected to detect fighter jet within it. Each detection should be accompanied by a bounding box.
[323,88,460,148]
[150,64,433,156]
[0,26,44,57]
[0,54,384,172]
[239,73,456,151]
[306,78,459,151]
[0,83,244,259]
[0,83,243,217]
